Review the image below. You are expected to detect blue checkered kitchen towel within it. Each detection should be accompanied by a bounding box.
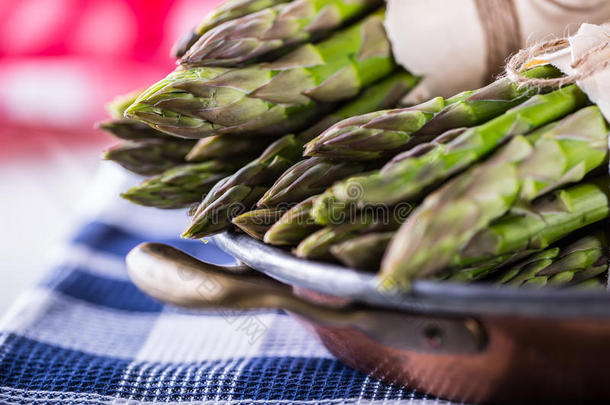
[0,165,459,405]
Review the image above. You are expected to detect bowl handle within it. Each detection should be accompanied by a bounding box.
[126,242,486,354]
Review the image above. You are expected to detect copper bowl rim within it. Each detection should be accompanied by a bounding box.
[212,231,610,319]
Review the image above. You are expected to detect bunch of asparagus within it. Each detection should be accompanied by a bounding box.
[100,3,414,210]
[99,0,609,291]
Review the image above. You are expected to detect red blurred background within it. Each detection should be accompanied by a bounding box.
[0,0,218,160]
[0,0,219,315]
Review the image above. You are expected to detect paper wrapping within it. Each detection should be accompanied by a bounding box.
[542,23,610,121]
[386,0,610,97]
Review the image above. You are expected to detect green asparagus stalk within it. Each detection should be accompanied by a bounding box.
[126,10,395,139]
[332,202,610,278]
[304,65,562,160]
[411,65,562,137]
[295,211,403,260]
[105,89,142,119]
[450,178,610,269]
[186,135,275,161]
[188,185,269,235]
[570,277,607,290]
[442,255,520,283]
[182,0,382,67]
[514,260,608,289]
[441,231,608,283]
[330,231,393,271]
[368,180,610,289]
[183,135,301,237]
[257,157,369,207]
[97,119,172,141]
[331,232,530,277]
[493,249,560,285]
[232,206,288,239]
[195,69,412,162]
[381,106,608,286]
[103,139,196,176]
[331,179,610,278]
[172,0,292,58]
[121,160,246,209]
[494,231,608,287]
[311,178,610,278]
[257,71,419,207]
[98,89,173,140]
[296,70,419,143]
[303,97,445,160]
[312,84,589,225]
[264,196,321,245]
[182,71,417,238]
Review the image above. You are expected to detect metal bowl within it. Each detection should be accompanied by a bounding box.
[127,231,610,404]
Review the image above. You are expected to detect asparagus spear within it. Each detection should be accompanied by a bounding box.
[331,232,532,276]
[303,97,445,160]
[493,249,560,285]
[186,135,275,161]
[97,89,174,141]
[305,65,562,160]
[512,258,608,289]
[494,231,608,287]
[182,0,382,67]
[332,177,610,277]
[257,157,369,207]
[264,196,321,245]
[183,135,301,237]
[451,179,610,269]
[172,0,292,58]
[187,185,268,235]
[232,206,288,239]
[182,71,417,238]
[296,70,419,143]
[312,84,589,224]
[185,67,410,162]
[570,277,607,290]
[126,10,395,139]
[442,255,520,283]
[105,89,142,119]
[121,160,246,209]
[304,65,561,160]
[332,196,610,277]
[412,65,561,137]
[330,231,393,271]
[441,233,605,284]
[258,71,419,207]
[381,106,608,286]
[374,180,610,289]
[295,211,403,260]
[97,119,172,141]
[103,139,196,176]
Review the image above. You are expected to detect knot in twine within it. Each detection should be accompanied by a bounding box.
[505,33,610,88]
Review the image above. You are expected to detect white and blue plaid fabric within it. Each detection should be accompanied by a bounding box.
[0,166,458,404]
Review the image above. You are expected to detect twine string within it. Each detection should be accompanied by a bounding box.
[474,0,608,84]
[505,36,610,88]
